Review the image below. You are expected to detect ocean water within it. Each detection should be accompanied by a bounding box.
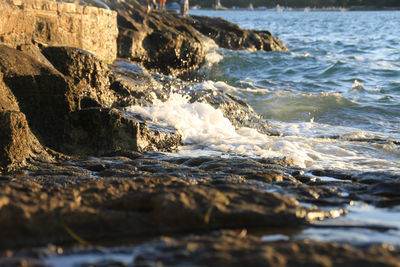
[129,10,400,173]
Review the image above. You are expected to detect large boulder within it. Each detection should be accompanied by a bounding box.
[103,0,287,77]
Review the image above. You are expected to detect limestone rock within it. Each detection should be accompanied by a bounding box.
[0,72,19,112]
[186,15,288,51]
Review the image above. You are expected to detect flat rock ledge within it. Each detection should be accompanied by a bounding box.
[0,153,399,265]
[133,231,400,267]
[0,154,339,250]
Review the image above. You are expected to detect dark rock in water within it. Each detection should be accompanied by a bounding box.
[41,46,116,110]
[185,15,288,52]
[104,0,206,77]
[0,111,50,171]
[66,107,181,155]
[133,231,400,267]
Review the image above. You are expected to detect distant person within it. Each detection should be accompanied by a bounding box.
[145,0,157,12]
[159,0,166,9]
[179,0,189,16]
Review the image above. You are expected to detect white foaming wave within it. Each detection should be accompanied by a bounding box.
[271,120,383,139]
[125,93,400,172]
[199,36,224,67]
[126,94,313,167]
[291,52,311,57]
[197,80,270,95]
[205,50,224,66]
[196,80,239,95]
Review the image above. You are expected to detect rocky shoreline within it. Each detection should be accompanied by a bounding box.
[1,0,399,266]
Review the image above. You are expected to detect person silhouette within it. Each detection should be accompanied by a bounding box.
[159,0,166,9]
[179,0,188,15]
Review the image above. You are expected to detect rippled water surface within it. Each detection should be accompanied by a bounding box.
[194,10,400,131]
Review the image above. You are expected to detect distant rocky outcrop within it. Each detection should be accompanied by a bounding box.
[185,15,288,51]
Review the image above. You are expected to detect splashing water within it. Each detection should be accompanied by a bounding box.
[126,92,400,172]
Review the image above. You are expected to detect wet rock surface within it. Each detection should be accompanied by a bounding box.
[133,231,400,267]
[0,153,399,265]
[1,153,399,247]
[0,154,312,250]
[3,231,400,266]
